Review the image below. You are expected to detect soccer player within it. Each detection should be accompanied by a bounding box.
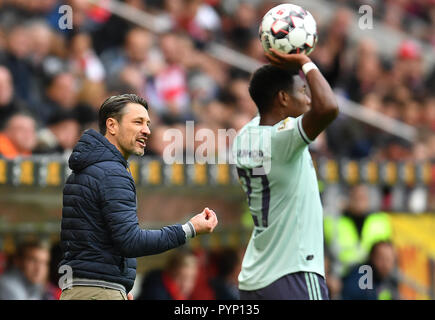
[232,49,339,300]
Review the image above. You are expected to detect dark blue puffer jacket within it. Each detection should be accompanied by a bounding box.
[59,129,186,292]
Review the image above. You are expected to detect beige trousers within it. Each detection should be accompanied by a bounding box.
[60,286,127,300]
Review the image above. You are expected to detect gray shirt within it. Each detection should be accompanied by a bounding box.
[0,268,45,300]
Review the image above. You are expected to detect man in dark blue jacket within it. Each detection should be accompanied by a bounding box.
[59,94,218,300]
[341,241,399,300]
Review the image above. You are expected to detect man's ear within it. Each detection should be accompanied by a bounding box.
[277,90,290,107]
[106,118,118,135]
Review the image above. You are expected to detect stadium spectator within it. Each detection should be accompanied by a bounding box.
[208,247,240,300]
[46,72,77,110]
[74,80,106,128]
[144,123,179,157]
[100,27,155,77]
[341,241,400,300]
[68,0,94,32]
[390,40,426,99]
[226,77,257,119]
[90,3,132,55]
[37,72,80,125]
[146,32,193,123]
[77,80,108,112]
[28,20,54,68]
[166,0,221,45]
[176,33,226,90]
[311,7,352,88]
[225,1,258,52]
[377,136,413,162]
[324,184,393,280]
[137,249,199,300]
[34,109,81,155]
[345,40,384,103]
[0,240,51,300]
[0,65,30,127]
[0,112,37,159]
[68,32,106,82]
[1,23,35,104]
[325,111,386,160]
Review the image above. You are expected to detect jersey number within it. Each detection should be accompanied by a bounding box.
[236,167,270,227]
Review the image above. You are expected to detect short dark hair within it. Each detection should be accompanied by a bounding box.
[98,94,148,135]
[16,239,49,259]
[1,110,36,131]
[369,240,394,260]
[248,65,299,114]
[165,248,197,276]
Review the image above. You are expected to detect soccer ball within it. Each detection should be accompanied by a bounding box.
[259,4,318,55]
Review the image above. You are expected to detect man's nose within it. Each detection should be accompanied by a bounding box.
[142,125,151,135]
[306,95,311,106]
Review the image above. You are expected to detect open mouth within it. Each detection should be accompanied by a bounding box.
[136,138,146,148]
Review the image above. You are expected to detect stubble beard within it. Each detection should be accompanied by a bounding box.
[134,148,145,156]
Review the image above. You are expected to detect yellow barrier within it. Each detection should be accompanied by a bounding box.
[389,214,435,300]
[0,157,433,187]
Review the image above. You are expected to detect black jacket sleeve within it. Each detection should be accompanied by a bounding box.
[100,169,186,258]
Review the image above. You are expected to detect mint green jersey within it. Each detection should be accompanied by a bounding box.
[232,114,325,291]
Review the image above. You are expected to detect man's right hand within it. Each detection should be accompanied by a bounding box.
[189,208,218,235]
[265,48,311,69]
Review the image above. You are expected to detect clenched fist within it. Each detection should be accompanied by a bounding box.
[189,208,218,235]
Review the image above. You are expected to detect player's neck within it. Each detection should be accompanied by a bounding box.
[259,112,285,126]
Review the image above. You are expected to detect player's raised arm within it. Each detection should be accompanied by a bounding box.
[266,49,339,141]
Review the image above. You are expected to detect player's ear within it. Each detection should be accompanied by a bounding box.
[106,117,118,136]
[277,90,290,107]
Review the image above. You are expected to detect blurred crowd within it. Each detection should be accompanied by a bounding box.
[0,240,61,300]
[310,5,435,163]
[340,0,435,46]
[0,0,433,163]
[0,240,242,300]
[324,183,400,300]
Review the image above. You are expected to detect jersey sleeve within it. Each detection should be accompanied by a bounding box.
[273,115,312,161]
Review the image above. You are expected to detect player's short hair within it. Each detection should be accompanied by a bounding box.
[98,94,148,135]
[249,64,300,114]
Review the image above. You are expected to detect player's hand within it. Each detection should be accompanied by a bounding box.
[189,207,218,235]
[127,292,134,300]
[265,48,311,69]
